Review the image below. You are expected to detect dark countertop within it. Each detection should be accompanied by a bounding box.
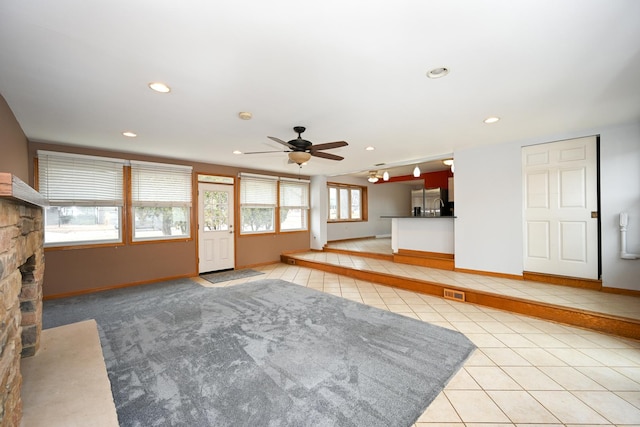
[380,215,456,219]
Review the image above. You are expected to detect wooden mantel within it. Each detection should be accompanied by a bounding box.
[0,172,48,207]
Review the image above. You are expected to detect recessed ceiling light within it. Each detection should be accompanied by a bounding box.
[427,67,450,79]
[122,131,137,138]
[238,112,252,120]
[232,150,242,155]
[148,82,171,93]
[483,116,500,124]
[365,146,375,151]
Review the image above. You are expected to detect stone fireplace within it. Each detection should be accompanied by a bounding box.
[0,173,46,426]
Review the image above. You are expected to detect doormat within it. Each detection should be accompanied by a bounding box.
[200,268,264,284]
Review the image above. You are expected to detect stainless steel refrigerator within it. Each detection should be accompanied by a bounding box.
[411,188,448,216]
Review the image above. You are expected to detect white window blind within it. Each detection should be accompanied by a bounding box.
[240,176,277,206]
[37,151,125,206]
[130,161,193,207]
[280,179,309,208]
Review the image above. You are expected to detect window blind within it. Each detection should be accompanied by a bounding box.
[240,176,277,206]
[280,180,309,208]
[37,151,125,206]
[130,161,193,207]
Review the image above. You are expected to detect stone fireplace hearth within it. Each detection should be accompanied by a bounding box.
[0,173,46,426]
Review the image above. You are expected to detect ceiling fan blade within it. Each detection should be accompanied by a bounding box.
[310,141,348,151]
[243,150,288,154]
[268,136,295,149]
[311,151,344,161]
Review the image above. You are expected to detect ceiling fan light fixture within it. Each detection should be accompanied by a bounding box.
[443,159,454,166]
[288,151,311,165]
[368,176,379,183]
[413,165,421,177]
[383,171,389,181]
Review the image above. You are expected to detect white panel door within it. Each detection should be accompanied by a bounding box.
[522,136,598,279]
[198,183,235,273]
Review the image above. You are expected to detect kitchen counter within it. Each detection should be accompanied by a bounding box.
[385,216,455,254]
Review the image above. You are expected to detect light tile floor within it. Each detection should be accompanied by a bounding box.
[194,261,640,426]
[320,238,640,321]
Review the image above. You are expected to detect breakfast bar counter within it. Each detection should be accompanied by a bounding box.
[381,216,455,255]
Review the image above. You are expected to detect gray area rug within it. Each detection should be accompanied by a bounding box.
[200,268,264,284]
[43,279,475,427]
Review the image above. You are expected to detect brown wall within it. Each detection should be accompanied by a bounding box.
[0,94,29,182]
[29,142,310,297]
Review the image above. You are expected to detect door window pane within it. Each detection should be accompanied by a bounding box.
[203,190,229,231]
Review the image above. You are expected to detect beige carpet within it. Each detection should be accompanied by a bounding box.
[20,319,118,427]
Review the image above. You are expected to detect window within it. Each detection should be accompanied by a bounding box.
[280,178,309,231]
[37,151,125,246]
[130,161,192,241]
[328,183,367,221]
[240,174,277,234]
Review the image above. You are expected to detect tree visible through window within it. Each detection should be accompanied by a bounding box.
[38,151,125,246]
[130,161,192,241]
[240,176,277,234]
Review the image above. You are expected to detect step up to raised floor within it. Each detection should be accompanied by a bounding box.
[281,253,640,341]
[393,249,455,270]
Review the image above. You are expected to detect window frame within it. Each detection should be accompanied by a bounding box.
[327,182,368,222]
[37,151,126,248]
[36,151,195,249]
[129,160,193,243]
[279,178,310,233]
[238,174,278,235]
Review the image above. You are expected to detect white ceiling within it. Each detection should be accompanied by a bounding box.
[1,0,639,178]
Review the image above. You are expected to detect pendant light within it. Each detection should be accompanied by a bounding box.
[413,165,421,177]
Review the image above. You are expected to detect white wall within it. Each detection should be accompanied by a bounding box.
[326,176,410,241]
[310,176,328,250]
[454,142,524,275]
[453,121,640,291]
[599,122,640,291]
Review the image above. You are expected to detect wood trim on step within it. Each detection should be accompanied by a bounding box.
[602,287,640,297]
[325,236,376,244]
[394,254,455,270]
[396,249,454,259]
[523,271,602,291]
[281,254,640,341]
[323,247,394,261]
[454,268,523,281]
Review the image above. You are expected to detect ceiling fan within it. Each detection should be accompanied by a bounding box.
[245,126,348,165]
[367,170,389,183]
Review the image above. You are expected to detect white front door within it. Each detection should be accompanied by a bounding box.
[522,136,599,279]
[198,182,235,273]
